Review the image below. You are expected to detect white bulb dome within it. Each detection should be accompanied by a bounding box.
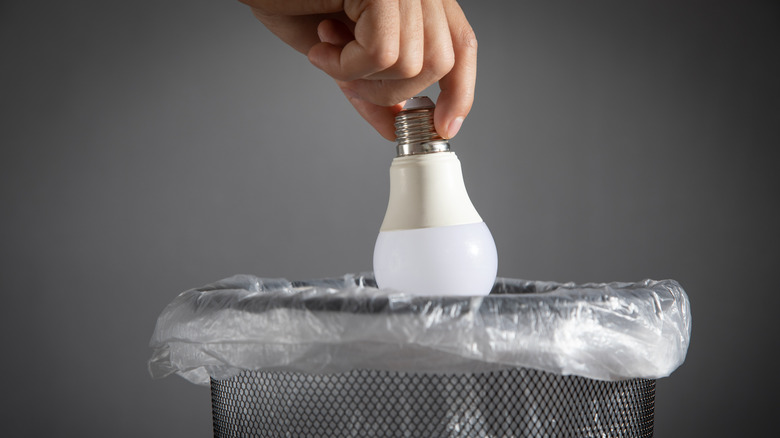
[374,222,497,296]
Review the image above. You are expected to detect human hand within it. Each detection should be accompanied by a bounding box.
[239,0,477,141]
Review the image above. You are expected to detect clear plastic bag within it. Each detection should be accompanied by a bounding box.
[148,274,691,385]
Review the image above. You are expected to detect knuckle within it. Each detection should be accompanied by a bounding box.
[425,49,455,78]
[367,46,399,71]
[457,25,478,52]
[396,57,424,78]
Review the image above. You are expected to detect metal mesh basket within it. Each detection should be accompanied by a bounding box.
[211,367,655,438]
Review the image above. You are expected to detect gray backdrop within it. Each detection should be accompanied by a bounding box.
[1,1,777,436]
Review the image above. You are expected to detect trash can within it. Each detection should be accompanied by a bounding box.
[149,274,690,438]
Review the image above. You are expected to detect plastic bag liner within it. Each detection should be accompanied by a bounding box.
[148,274,690,386]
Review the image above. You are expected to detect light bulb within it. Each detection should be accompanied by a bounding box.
[373,97,498,296]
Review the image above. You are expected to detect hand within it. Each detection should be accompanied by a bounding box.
[239,0,477,141]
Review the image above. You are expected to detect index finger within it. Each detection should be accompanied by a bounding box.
[434,0,477,139]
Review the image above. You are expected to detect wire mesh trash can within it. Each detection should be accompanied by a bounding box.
[149,274,689,438]
[211,368,655,438]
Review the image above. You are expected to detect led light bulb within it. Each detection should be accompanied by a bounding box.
[373,97,497,296]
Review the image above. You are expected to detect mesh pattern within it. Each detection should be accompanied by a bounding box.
[211,368,655,438]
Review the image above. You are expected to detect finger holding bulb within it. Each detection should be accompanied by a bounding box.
[308,0,474,141]
[242,0,477,141]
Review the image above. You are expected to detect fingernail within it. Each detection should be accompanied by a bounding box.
[447,117,464,139]
[340,87,360,101]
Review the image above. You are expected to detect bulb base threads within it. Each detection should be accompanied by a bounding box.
[394,97,451,157]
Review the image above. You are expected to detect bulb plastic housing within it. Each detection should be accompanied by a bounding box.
[372,96,498,296]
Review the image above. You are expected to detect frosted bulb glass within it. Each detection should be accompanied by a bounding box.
[374,222,497,296]
[372,96,498,296]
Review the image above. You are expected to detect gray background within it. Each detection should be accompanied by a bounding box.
[1,0,778,436]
